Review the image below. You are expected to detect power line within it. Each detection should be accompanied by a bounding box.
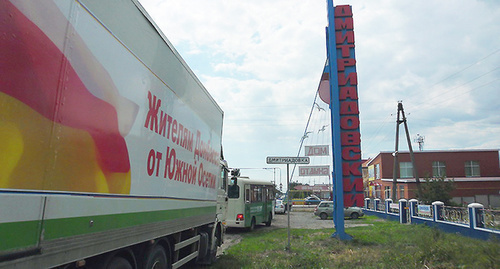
[408,65,499,109]
[360,49,500,153]
[427,48,500,88]
[410,77,500,111]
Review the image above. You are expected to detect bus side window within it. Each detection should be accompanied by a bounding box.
[245,189,250,203]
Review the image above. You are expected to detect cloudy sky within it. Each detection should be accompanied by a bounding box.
[137,0,500,187]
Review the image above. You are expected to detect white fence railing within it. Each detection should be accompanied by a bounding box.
[363,198,500,240]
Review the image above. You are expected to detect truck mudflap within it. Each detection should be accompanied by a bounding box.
[196,223,220,266]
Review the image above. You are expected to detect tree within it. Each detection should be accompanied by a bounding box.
[288,181,302,191]
[417,176,455,205]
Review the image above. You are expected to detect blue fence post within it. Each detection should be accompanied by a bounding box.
[432,201,444,221]
[409,199,418,216]
[399,199,408,224]
[409,199,418,223]
[385,199,392,215]
[364,198,370,210]
[374,198,380,211]
[468,203,484,229]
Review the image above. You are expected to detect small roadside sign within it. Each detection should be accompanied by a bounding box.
[266,156,310,164]
[266,155,310,251]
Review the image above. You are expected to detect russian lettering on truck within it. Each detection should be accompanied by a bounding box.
[0,0,227,268]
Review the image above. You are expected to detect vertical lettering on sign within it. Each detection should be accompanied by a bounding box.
[335,5,364,207]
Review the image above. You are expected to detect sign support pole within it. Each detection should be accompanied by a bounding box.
[286,163,291,251]
[265,156,309,250]
[327,0,352,240]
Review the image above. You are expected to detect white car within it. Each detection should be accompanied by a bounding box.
[314,201,364,219]
[275,200,286,214]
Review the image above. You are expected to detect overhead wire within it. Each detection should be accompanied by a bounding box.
[361,48,500,153]
[425,48,500,89]
[408,65,500,110]
[289,89,320,184]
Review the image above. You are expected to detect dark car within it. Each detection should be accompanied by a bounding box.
[304,196,321,205]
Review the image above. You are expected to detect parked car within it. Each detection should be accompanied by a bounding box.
[275,199,286,214]
[277,195,293,211]
[314,201,364,220]
[304,196,321,205]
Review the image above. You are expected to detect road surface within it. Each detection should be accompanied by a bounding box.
[218,210,371,256]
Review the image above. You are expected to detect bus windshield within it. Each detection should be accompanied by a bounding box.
[228,184,239,198]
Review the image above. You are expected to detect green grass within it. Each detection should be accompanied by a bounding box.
[212,216,500,269]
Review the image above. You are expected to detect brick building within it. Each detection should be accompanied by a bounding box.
[365,149,500,207]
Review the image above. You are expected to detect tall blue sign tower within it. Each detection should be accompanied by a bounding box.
[326,1,363,240]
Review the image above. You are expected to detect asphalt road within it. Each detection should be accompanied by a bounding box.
[218,210,371,256]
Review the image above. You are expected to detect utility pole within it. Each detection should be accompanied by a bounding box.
[391,102,401,201]
[392,101,422,200]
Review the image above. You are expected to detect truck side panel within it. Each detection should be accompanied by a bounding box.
[0,0,223,266]
[0,195,44,254]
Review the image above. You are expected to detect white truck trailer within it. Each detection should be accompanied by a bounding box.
[0,0,228,268]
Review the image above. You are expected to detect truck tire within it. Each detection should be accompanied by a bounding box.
[320,212,328,220]
[143,245,168,269]
[206,228,219,264]
[105,257,133,269]
[197,228,218,265]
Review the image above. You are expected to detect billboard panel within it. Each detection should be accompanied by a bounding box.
[299,166,330,176]
[304,145,329,156]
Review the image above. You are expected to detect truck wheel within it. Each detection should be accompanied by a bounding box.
[105,257,133,269]
[320,213,328,220]
[197,227,219,265]
[143,245,168,269]
[265,213,272,227]
[207,228,219,264]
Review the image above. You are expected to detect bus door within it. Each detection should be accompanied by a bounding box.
[263,187,269,219]
[244,184,251,225]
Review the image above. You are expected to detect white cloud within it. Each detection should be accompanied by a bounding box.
[138,0,500,181]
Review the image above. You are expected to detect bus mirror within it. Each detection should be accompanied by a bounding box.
[231,169,240,177]
[230,169,240,185]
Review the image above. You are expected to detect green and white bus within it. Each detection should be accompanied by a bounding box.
[226,174,275,230]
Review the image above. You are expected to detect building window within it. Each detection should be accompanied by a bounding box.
[375,164,381,179]
[465,161,480,177]
[399,162,413,178]
[398,185,405,199]
[384,186,391,200]
[375,186,381,198]
[432,161,446,177]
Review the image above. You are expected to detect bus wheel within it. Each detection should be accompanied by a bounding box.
[248,217,256,231]
[265,213,272,227]
[143,245,168,269]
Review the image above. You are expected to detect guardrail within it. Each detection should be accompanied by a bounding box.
[363,198,500,240]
